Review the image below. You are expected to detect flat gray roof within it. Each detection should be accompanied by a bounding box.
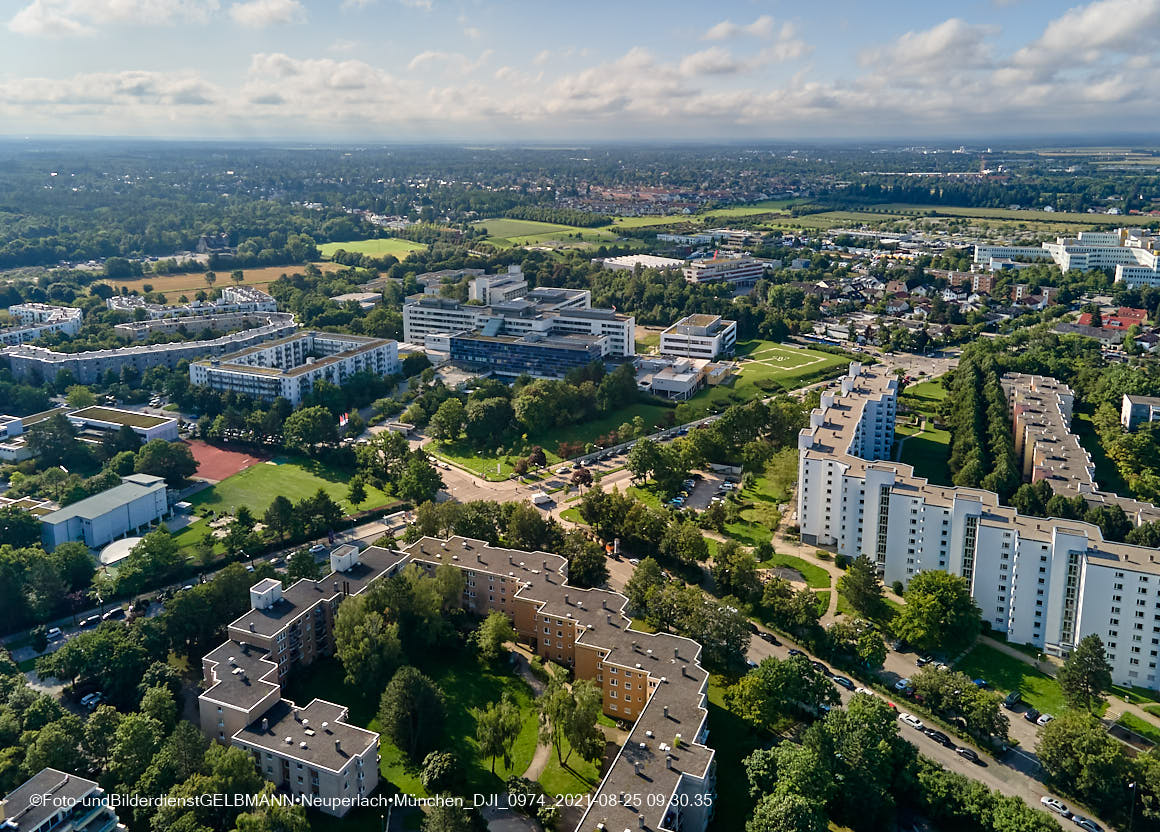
[40,474,165,525]
[1,768,102,832]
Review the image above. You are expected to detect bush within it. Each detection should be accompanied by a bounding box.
[892,580,905,596]
[528,655,550,685]
[835,554,851,569]
[815,550,831,561]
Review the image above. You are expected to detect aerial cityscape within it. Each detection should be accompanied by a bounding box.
[7,2,1160,832]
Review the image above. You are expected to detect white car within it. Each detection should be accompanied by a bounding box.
[894,677,912,691]
[1037,713,1055,726]
[628,558,641,566]
[899,713,924,730]
[854,687,873,696]
[46,627,63,640]
[1040,797,1070,817]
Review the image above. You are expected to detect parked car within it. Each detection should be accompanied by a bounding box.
[628,558,640,566]
[79,692,102,711]
[972,678,989,688]
[916,654,933,667]
[1002,691,1022,710]
[832,676,855,690]
[1023,708,1042,723]
[1037,713,1055,727]
[922,727,953,747]
[1072,816,1102,832]
[101,608,125,622]
[811,661,829,676]
[894,678,912,691]
[854,687,873,696]
[758,632,779,645]
[309,544,327,556]
[1040,797,1071,818]
[79,615,101,628]
[899,713,924,730]
[46,627,63,640]
[787,648,804,658]
[955,747,980,764]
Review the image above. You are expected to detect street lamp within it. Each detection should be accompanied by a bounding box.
[1129,781,1137,832]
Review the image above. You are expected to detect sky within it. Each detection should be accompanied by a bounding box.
[2,0,1159,141]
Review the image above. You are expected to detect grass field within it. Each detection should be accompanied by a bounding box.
[188,455,391,516]
[611,215,690,229]
[757,552,831,589]
[954,643,1065,714]
[1073,407,1131,495]
[103,262,346,295]
[701,199,798,219]
[678,340,850,418]
[317,238,428,259]
[868,203,1155,226]
[1116,712,1160,745]
[706,676,765,832]
[283,653,539,798]
[898,423,952,485]
[537,736,602,797]
[473,217,621,248]
[429,402,673,479]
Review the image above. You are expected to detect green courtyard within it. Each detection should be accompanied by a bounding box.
[187,456,391,516]
[954,642,1066,715]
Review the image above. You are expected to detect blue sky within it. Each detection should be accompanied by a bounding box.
[2,0,1158,140]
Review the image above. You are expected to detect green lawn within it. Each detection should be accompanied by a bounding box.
[901,378,947,413]
[428,402,672,479]
[898,424,952,485]
[188,456,392,516]
[1113,684,1160,706]
[317,238,428,259]
[1073,407,1131,495]
[954,643,1066,714]
[626,484,666,510]
[612,215,689,229]
[283,653,539,797]
[537,736,602,797]
[559,507,583,524]
[473,217,621,248]
[701,199,798,219]
[868,202,1155,226]
[1116,712,1160,745]
[814,591,831,615]
[706,676,766,832]
[757,552,831,589]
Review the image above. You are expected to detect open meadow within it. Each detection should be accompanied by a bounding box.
[102,262,346,295]
[317,238,428,259]
[473,217,621,248]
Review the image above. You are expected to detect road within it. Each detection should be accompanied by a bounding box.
[744,624,1109,830]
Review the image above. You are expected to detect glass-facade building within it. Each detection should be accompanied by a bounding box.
[449,333,603,378]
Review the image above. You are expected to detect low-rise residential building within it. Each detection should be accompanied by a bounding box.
[328,292,382,310]
[199,539,716,829]
[190,331,399,405]
[66,405,180,443]
[39,473,168,551]
[660,314,737,360]
[106,286,277,318]
[1,304,83,346]
[1123,394,1160,431]
[682,255,764,285]
[0,768,125,832]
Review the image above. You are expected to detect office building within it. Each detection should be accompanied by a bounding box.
[974,230,1160,287]
[404,268,634,359]
[190,331,399,405]
[599,254,685,272]
[798,363,1160,688]
[636,357,707,400]
[1,304,83,346]
[39,474,168,551]
[660,314,737,360]
[682,255,764,285]
[1123,394,1160,431]
[199,540,715,830]
[449,331,606,378]
[1,769,125,832]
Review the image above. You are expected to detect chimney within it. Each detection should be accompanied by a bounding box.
[639,816,646,829]
[564,594,570,605]
[333,581,339,592]
[249,622,255,632]
[542,560,547,570]
[633,761,642,776]
[261,718,268,731]
[602,599,607,610]
[673,647,679,659]
[662,705,668,718]
[335,739,342,752]
[665,755,673,770]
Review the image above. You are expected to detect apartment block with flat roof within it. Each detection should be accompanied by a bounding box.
[1,769,125,832]
[189,331,399,405]
[660,314,737,360]
[1123,394,1160,431]
[1,304,83,346]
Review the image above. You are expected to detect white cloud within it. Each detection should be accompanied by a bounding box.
[679,47,745,76]
[1013,0,1160,72]
[407,48,492,74]
[861,18,997,73]
[8,0,219,36]
[341,0,374,7]
[228,0,303,27]
[703,14,775,41]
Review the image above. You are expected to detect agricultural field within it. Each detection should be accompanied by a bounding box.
[700,199,799,219]
[102,262,346,295]
[610,214,690,229]
[317,238,428,259]
[867,203,1154,226]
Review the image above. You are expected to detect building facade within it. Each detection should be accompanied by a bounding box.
[189,331,399,405]
[681,255,764,285]
[106,286,278,319]
[1123,394,1160,431]
[1,304,83,346]
[198,540,716,830]
[975,230,1160,287]
[798,363,1160,689]
[39,474,168,551]
[660,314,737,360]
[449,331,606,378]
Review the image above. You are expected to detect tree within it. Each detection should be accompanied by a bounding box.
[475,694,522,773]
[836,555,884,618]
[25,412,81,468]
[83,705,123,769]
[378,666,445,760]
[347,475,368,509]
[712,540,761,602]
[230,269,244,285]
[537,677,604,766]
[421,804,476,832]
[0,506,41,548]
[264,495,295,541]
[473,611,517,665]
[204,271,217,289]
[571,467,593,488]
[334,595,403,690]
[286,548,320,581]
[139,685,177,733]
[465,397,514,447]
[1058,634,1113,712]
[23,716,87,775]
[564,537,608,588]
[110,713,164,787]
[234,784,311,832]
[893,571,981,654]
[624,557,666,611]
[65,385,96,408]
[134,439,197,486]
[420,750,464,794]
[429,398,466,441]
[1037,710,1132,818]
[748,792,827,832]
[726,655,838,729]
[661,520,709,565]
[282,406,338,450]
[396,453,444,504]
[114,529,182,596]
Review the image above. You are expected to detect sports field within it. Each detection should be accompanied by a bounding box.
[317,238,428,259]
[188,455,391,515]
[187,440,269,482]
[103,262,347,295]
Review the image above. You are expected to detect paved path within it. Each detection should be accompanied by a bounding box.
[522,741,553,781]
